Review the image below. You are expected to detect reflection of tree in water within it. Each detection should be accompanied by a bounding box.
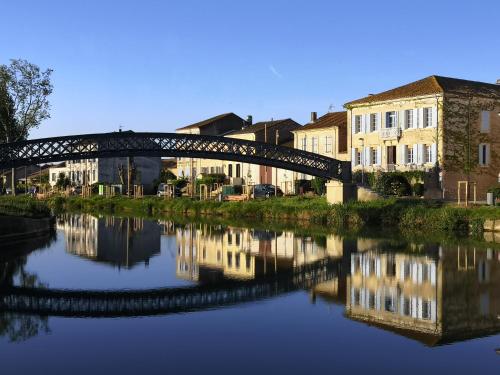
[0,233,54,342]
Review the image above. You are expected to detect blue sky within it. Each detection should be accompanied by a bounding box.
[1,0,499,139]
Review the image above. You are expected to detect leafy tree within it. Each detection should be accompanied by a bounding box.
[0,59,53,194]
[0,59,53,143]
[55,172,70,189]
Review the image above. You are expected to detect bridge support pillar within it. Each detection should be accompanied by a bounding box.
[326,180,357,204]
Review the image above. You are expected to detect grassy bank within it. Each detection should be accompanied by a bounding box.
[44,195,500,236]
[0,196,52,218]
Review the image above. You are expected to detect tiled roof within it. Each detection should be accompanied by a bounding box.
[176,113,237,131]
[298,111,347,131]
[229,118,300,135]
[345,75,500,106]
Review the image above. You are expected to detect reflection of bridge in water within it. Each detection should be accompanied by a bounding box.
[0,258,340,318]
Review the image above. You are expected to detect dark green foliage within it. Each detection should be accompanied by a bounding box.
[311,177,326,195]
[55,173,70,189]
[0,196,51,218]
[487,184,500,200]
[412,183,425,197]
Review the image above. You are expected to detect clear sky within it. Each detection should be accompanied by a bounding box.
[1,0,499,139]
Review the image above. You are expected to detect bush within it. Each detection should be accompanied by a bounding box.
[311,177,326,195]
[412,183,425,197]
[374,173,411,196]
[487,184,500,199]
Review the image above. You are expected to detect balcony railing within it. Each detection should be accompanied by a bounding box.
[379,127,400,139]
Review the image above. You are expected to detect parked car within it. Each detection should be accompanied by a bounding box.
[251,184,283,199]
[157,183,182,197]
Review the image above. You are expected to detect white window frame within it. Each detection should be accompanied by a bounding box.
[423,107,432,128]
[479,143,490,166]
[311,137,318,153]
[356,149,362,166]
[386,111,397,128]
[407,147,414,164]
[325,136,333,153]
[404,109,413,129]
[424,145,432,164]
[354,115,362,133]
[370,113,377,132]
[301,137,307,151]
[481,111,490,133]
[370,148,377,166]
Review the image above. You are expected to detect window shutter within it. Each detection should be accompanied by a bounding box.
[479,144,484,165]
[378,113,382,131]
[430,262,436,285]
[351,114,356,134]
[481,111,490,133]
[376,146,382,165]
[399,145,407,164]
[417,144,424,165]
[418,108,424,128]
[351,148,357,166]
[412,144,418,164]
[431,106,438,128]
[399,110,405,129]
[364,146,370,165]
[431,143,437,164]
[412,109,418,129]
[381,112,387,129]
[486,144,491,165]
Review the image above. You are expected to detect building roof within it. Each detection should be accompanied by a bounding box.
[298,111,347,131]
[176,113,238,131]
[345,75,500,106]
[229,118,300,136]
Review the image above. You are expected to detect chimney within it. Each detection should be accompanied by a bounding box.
[243,115,253,128]
[310,112,317,123]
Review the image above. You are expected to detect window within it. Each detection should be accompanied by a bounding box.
[52,173,56,181]
[422,300,431,320]
[370,114,377,132]
[402,298,411,316]
[370,147,377,165]
[246,254,251,269]
[236,164,241,177]
[228,164,233,177]
[210,167,215,174]
[423,107,432,128]
[228,233,232,245]
[384,295,395,313]
[92,169,96,182]
[385,111,397,128]
[353,288,361,306]
[368,291,376,309]
[235,233,240,246]
[325,136,333,153]
[311,137,318,153]
[481,111,490,133]
[354,115,362,133]
[424,145,432,163]
[479,143,490,166]
[356,149,362,166]
[301,137,307,151]
[235,253,240,269]
[227,252,232,267]
[404,109,413,129]
[407,146,414,164]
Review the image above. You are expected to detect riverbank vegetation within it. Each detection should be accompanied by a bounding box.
[43,195,500,236]
[0,196,51,218]
[2,194,499,236]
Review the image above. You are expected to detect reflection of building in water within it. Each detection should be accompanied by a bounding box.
[175,223,346,282]
[346,243,500,346]
[58,215,161,268]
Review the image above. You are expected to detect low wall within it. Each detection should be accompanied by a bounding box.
[0,215,55,243]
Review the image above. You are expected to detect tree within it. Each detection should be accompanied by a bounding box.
[0,59,53,194]
[55,172,70,189]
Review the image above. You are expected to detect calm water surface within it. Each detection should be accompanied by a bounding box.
[0,214,498,374]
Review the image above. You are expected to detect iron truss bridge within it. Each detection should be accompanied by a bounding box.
[0,258,340,318]
[0,132,351,181]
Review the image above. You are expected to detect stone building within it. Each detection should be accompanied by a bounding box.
[345,76,500,200]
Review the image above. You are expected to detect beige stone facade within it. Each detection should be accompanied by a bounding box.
[345,76,500,200]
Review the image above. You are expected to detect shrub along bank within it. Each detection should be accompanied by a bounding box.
[44,195,500,236]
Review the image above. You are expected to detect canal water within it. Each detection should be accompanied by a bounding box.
[0,214,498,374]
